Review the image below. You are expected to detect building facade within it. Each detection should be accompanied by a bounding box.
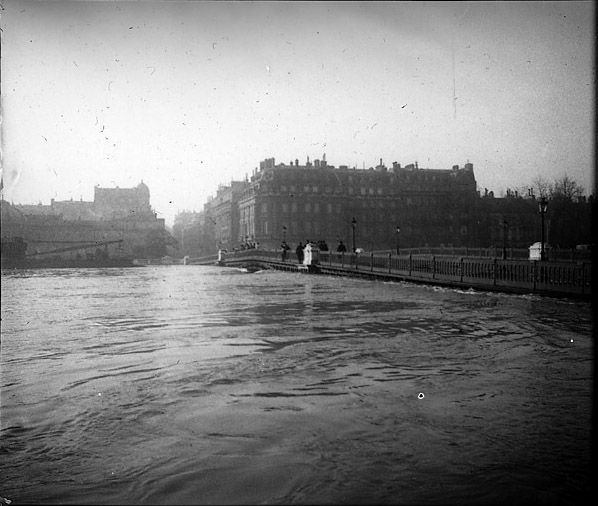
[183,155,593,257]
[3,182,169,258]
[234,156,480,251]
[203,181,246,249]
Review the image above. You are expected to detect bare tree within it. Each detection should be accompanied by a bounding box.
[551,174,584,201]
[530,175,552,198]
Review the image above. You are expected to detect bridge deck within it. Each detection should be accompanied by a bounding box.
[210,250,592,300]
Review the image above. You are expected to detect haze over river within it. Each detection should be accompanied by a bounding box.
[0,266,593,504]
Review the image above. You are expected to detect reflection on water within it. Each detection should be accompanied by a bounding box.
[1,265,593,504]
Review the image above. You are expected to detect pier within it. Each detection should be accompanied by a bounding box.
[188,249,592,300]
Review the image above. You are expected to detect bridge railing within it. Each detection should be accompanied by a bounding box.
[218,249,592,296]
[318,251,591,296]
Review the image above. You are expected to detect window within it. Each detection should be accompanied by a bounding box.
[312,186,318,193]
[304,186,310,192]
[261,203,268,213]
[314,202,320,213]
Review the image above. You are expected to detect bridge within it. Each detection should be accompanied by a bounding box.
[186,249,592,300]
[25,239,124,257]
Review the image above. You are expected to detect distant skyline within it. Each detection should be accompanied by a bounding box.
[1,0,594,225]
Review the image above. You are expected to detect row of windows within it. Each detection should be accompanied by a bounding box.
[273,171,457,186]
[256,197,455,215]
[261,221,410,238]
[279,184,387,196]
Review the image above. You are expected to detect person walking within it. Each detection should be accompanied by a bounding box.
[295,242,304,264]
[281,241,290,261]
[337,240,347,253]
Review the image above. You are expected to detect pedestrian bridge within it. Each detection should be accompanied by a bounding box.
[188,249,592,300]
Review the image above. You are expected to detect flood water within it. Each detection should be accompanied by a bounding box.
[0,265,593,504]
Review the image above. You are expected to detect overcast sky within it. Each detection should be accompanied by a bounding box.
[1,0,594,225]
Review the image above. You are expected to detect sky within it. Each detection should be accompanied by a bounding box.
[0,0,595,226]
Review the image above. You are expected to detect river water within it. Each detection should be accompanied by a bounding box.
[0,265,593,504]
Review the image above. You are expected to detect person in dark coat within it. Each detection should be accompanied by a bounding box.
[281,241,290,261]
[317,240,329,251]
[337,240,347,253]
[296,242,304,264]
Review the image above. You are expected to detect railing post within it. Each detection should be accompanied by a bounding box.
[409,253,412,277]
[493,258,497,286]
[532,260,537,292]
[460,257,464,282]
[432,256,436,279]
[388,252,392,273]
[370,252,374,272]
[581,262,587,294]
[341,252,344,268]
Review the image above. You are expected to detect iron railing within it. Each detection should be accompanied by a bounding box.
[219,249,592,297]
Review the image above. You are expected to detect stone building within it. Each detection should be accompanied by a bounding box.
[235,156,479,251]
[3,182,169,258]
[93,181,155,220]
[183,156,593,257]
[203,181,246,249]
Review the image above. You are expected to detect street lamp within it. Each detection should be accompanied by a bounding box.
[351,217,357,253]
[282,225,287,243]
[538,196,548,261]
[502,220,508,260]
[396,225,401,255]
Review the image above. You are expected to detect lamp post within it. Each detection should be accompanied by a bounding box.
[395,225,401,255]
[282,225,287,243]
[351,217,357,253]
[538,196,548,261]
[502,220,508,260]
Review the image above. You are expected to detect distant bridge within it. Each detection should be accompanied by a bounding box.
[26,239,124,257]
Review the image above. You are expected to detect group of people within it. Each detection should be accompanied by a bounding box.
[280,239,348,263]
[234,241,259,251]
